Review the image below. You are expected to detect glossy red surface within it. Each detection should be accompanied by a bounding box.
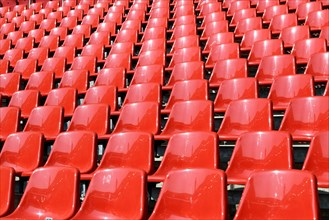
[0,166,14,217]
[8,90,39,118]
[305,52,329,82]
[149,169,227,219]
[234,17,262,37]
[95,67,126,89]
[279,96,329,140]
[248,39,284,65]
[230,8,256,26]
[12,58,36,80]
[59,70,89,94]
[263,5,288,23]
[269,13,298,34]
[305,10,329,31]
[0,107,20,141]
[122,83,161,106]
[235,170,319,220]
[131,65,164,85]
[218,98,273,140]
[206,43,240,68]
[0,72,20,97]
[168,47,201,68]
[201,20,228,39]
[280,25,310,48]
[241,29,271,51]
[41,57,66,78]
[3,167,79,219]
[73,168,147,219]
[44,88,77,117]
[296,1,322,20]
[226,131,293,184]
[292,38,327,64]
[303,131,329,188]
[203,32,234,53]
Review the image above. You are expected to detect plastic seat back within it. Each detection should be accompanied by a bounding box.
[241,29,271,51]
[168,47,201,68]
[235,170,319,220]
[0,107,20,141]
[149,132,218,182]
[0,166,14,217]
[45,131,96,173]
[218,99,273,140]
[230,8,256,26]
[305,52,329,82]
[291,38,327,64]
[166,61,204,87]
[248,39,284,65]
[226,131,293,184]
[206,43,240,67]
[5,167,79,219]
[279,96,329,140]
[203,32,234,53]
[95,68,126,89]
[0,73,20,97]
[269,13,298,34]
[83,86,117,111]
[25,71,54,96]
[280,25,310,48]
[149,169,227,219]
[122,83,161,106]
[234,17,263,37]
[8,90,39,118]
[44,88,77,117]
[59,70,88,94]
[72,168,147,219]
[130,65,164,86]
[302,131,329,188]
[296,1,322,20]
[305,10,329,31]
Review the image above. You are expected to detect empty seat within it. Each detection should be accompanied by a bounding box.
[200,20,229,40]
[44,131,96,174]
[302,131,329,188]
[214,78,258,112]
[0,73,20,97]
[280,25,310,48]
[81,44,104,62]
[112,102,160,135]
[6,31,24,46]
[263,5,288,24]
[268,75,314,110]
[168,47,201,69]
[226,131,293,184]
[18,21,35,34]
[0,166,14,217]
[82,132,153,179]
[3,49,24,67]
[0,107,20,142]
[103,53,131,70]
[149,132,218,182]
[87,31,110,46]
[200,11,226,28]
[286,0,309,10]
[320,26,329,47]
[291,38,327,64]
[130,65,164,86]
[67,104,110,138]
[83,86,117,112]
[114,29,138,44]
[248,39,284,65]
[44,88,77,117]
[203,32,234,54]
[227,0,250,17]
[296,1,322,21]
[305,10,329,31]
[49,27,68,42]
[28,29,45,44]
[39,18,57,32]
[134,50,165,69]
[62,34,84,50]
[230,8,256,27]
[234,170,319,220]
[25,71,54,96]
[234,17,263,38]
[0,131,43,174]
[12,59,37,80]
[169,35,199,55]
[206,43,240,68]
[209,58,248,87]
[269,13,298,34]
[59,70,88,94]
[305,52,329,82]
[139,39,166,54]
[240,29,271,51]
[0,60,8,74]
[163,80,208,113]
[170,24,196,41]
[0,39,11,56]
[121,83,161,107]
[2,167,79,219]
[110,42,134,55]
[149,169,227,219]
[218,99,273,140]
[23,106,63,140]
[95,67,126,89]
[256,0,279,14]
[8,90,39,118]
[41,57,66,79]
[27,47,49,66]
[279,96,329,140]
[39,35,59,52]
[256,54,296,84]
[53,46,75,65]
[72,168,147,219]
[60,16,78,31]
[157,100,213,140]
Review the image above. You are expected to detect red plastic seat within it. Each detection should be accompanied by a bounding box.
[234,170,319,220]
[25,71,54,96]
[0,131,43,174]
[296,1,322,20]
[23,106,63,140]
[6,31,23,47]
[12,59,36,80]
[168,47,201,69]
[157,100,213,140]
[305,52,329,82]
[67,104,110,138]
[29,2,43,12]
[248,39,284,65]
[3,167,79,219]
[53,46,75,65]
[286,0,309,10]
[68,9,84,20]
[0,39,11,56]
[214,78,258,112]
[81,14,99,29]
[121,83,161,107]
[203,32,234,54]
[0,166,14,217]
[256,54,296,84]
[41,57,66,79]
[149,132,218,182]
[279,96,329,140]
[27,29,45,44]
[95,22,116,36]
[103,12,123,25]
[0,23,15,36]
[21,8,33,20]
[200,11,226,28]
[18,21,35,34]
[199,2,222,17]
[200,20,229,40]
[279,25,310,48]
[240,29,271,51]
[112,102,160,135]
[145,18,168,29]
[138,39,166,55]
[226,131,293,184]
[73,168,147,219]
[0,72,20,97]
[170,24,196,41]
[129,65,164,86]
[62,34,84,50]
[58,70,88,94]
[302,131,329,188]
[135,50,166,69]
[47,11,63,23]
[29,14,45,26]
[206,43,240,68]
[103,53,131,70]
[263,5,288,24]
[305,10,329,31]
[149,169,227,219]
[44,131,96,174]
[163,80,208,113]
[70,56,96,75]
[83,86,117,111]
[95,67,126,89]
[82,132,153,179]
[291,38,327,64]
[45,0,59,10]
[268,75,314,110]
[227,0,250,17]
[172,15,196,29]
[72,24,91,39]
[38,35,59,52]
[169,35,199,55]
[44,88,77,117]
[234,17,263,38]
[230,8,256,27]
[49,27,68,42]
[114,29,138,44]
[209,58,248,87]
[110,42,134,55]
[121,19,142,32]
[0,60,8,74]
[3,49,24,67]
[256,0,279,14]
[8,90,39,118]
[269,13,298,34]
[59,16,78,31]
[0,107,20,142]
[27,48,48,67]
[218,98,273,140]
[88,7,104,19]
[39,18,57,32]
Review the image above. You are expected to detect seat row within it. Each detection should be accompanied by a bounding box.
[0,166,322,219]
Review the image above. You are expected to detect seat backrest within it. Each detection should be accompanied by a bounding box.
[218,98,273,139]
[95,67,126,88]
[0,166,14,217]
[72,168,147,219]
[45,131,97,173]
[44,88,77,118]
[83,86,117,111]
[122,83,161,106]
[59,70,89,93]
[0,107,20,141]
[226,131,293,184]
[130,65,164,85]
[5,167,79,219]
[291,38,327,64]
[248,39,284,65]
[149,169,227,219]
[279,25,310,48]
[302,131,329,188]
[8,90,39,118]
[25,71,54,96]
[279,96,329,140]
[234,170,319,220]
[206,43,240,67]
[305,52,329,81]
[166,61,204,87]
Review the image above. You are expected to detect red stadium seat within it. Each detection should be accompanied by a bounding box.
[269,13,298,34]
[8,90,39,118]
[95,67,126,89]
[305,52,329,82]
[25,71,54,96]
[291,38,327,64]
[248,39,284,65]
[121,83,161,107]
[83,86,117,111]
[0,72,20,97]
[0,107,20,142]
[296,1,322,21]
[234,17,263,38]
[44,88,77,117]
[305,10,329,31]
[0,166,14,217]
[206,43,240,68]
[279,25,310,48]
[240,29,271,51]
